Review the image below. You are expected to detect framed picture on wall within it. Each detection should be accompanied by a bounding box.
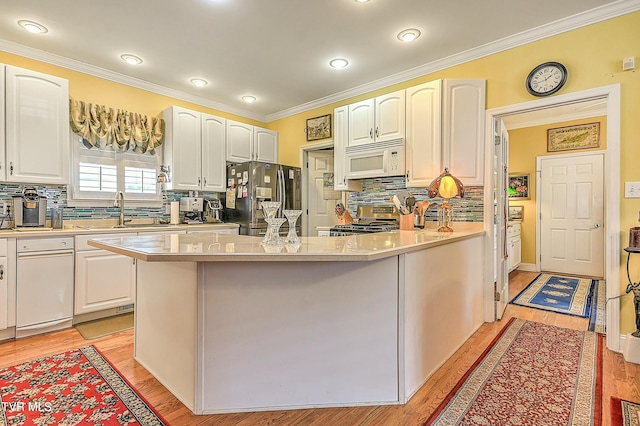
[547,122,600,152]
[508,173,530,199]
[305,114,332,141]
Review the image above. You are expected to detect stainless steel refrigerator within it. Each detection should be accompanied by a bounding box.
[223,161,302,236]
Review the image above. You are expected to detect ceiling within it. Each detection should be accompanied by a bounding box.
[0,0,633,122]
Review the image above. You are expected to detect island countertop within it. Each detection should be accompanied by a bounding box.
[88,222,484,262]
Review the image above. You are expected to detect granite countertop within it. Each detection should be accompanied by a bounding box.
[0,221,239,238]
[88,222,485,262]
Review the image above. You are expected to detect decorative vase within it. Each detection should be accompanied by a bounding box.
[283,210,302,244]
[263,217,286,245]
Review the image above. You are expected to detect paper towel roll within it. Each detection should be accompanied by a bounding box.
[170,201,180,224]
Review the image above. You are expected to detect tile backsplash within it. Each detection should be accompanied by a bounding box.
[347,177,484,222]
[0,183,218,226]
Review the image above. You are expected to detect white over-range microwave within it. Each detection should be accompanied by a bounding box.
[345,139,406,179]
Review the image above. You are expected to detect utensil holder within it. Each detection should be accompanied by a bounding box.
[400,214,414,230]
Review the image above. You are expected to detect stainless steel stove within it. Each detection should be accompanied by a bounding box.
[329,205,400,236]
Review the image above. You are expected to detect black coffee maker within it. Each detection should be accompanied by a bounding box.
[13,188,47,227]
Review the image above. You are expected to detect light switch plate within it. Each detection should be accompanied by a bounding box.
[625,182,640,198]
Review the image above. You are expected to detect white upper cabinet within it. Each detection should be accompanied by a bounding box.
[333,106,361,192]
[253,127,278,163]
[348,90,405,147]
[406,81,442,188]
[442,79,486,186]
[405,79,485,187]
[201,114,226,191]
[226,120,253,163]
[3,65,70,184]
[226,121,278,163]
[163,106,226,192]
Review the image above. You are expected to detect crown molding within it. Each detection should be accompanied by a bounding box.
[265,0,640,122]
[0,39,267,123]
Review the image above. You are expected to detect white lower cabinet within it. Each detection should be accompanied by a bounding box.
[507,223,522,272]
[74,234,136,315]
[0,239,8,332]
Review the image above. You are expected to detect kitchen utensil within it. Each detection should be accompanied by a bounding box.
[405,195,416,214]
[391,195,405,215]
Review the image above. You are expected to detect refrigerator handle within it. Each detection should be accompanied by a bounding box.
[280,169,287,212]
[276,169,283,215]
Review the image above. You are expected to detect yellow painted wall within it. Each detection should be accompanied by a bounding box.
[1,11,639,333]
[0,51,266,126]
[508,118,607,265]
[270,11,640,334]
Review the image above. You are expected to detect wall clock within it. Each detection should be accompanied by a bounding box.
[525,62,568,97]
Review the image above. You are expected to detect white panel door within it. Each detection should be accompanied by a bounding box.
[495,120,509,319]
[307,150,338,236]
[540,153,604,277]
[201,114,226,192]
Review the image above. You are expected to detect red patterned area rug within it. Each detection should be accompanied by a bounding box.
[425,318,603,426]
[0,345,167,425]
[611,397,640,426]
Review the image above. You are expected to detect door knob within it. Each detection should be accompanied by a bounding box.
[592,223,601,229]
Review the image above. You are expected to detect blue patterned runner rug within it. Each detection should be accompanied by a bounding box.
[510,273,596,318]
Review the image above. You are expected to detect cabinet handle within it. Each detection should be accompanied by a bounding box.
[10,162,13,175]
[343,177,346,185]
[132,258,136,265]
[375,127,379,138]
[369,129,373,139]
[0,265,3,280]
[203,178,207,186]
[198,177,201,186]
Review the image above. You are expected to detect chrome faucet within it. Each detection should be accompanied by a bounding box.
[114,191,129,227]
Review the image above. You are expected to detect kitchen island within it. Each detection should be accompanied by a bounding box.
[90,224,485,414]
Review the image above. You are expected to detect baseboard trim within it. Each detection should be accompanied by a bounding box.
[516,263,537,272]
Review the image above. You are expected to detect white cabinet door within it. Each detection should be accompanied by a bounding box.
[5,65,69,184]
[226,120,253,163]
[254,127,278,163]
[442,79,486,186]
[74,249,136,315]
[202,114,226,191]
[164,106,202,191]
[0,64,5,181]
[333,106,361,192]
[406,81,442,187]
[0,255,7,331]
[375,91,405,143]
[348,99,375,146]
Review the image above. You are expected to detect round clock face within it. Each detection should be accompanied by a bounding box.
[526,62,567,97]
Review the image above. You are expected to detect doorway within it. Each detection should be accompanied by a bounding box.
[484,84,621,353]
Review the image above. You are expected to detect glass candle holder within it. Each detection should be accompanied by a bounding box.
[283,210,302,243]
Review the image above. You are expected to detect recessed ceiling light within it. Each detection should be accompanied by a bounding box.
[242,95,256,103]
[18,20,48,34]
[397,29,421,42]
[120,54,143,65]
[329,58,349,69]
[354,0,370,3]
[191,78,208,87]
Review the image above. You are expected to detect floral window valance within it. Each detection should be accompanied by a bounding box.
[69,98,164,155]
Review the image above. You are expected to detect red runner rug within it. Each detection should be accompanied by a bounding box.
[0,345,167,425]
[425,318,603,425]
[610,397,640,426]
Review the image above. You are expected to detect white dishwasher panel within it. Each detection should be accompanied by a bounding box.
[16,238,74,338]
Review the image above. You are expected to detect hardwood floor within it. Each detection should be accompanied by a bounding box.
[1,270,638,425]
